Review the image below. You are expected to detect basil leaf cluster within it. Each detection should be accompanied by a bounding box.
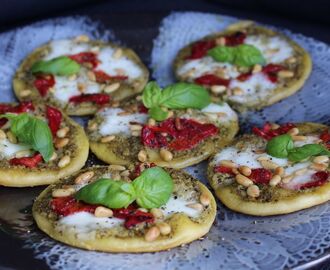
[142,82,211,121]
[266,134,330,162]
[31,56,80,76]
[75,167,174,209]
[208,44,265,67]
[0,113,54,161]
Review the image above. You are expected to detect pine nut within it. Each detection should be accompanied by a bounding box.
[15,150,32,158]
[109,164,126,171]
[135,95,142,101]
[286,56,297,64]
[310,163,328,171]
[55,138,69,149]
[94,206,113,218]
[167,111,174,118]
[157,222,171,235]
[292,135,307,141]
[282,175,293,183]
[145,226,160,242]
[75,171,95,184]
[247,185,260,198]
[275,166,285,176]
[186,203,204,211]
[68,74,77,81]
[239,166,252,177]
[148,118,156,126]
[101,135,115,143]
[112,48,123,59]
[49,152,57,161]
[87,71,96,81]
[112,172,121,180]
[74,35,90,42]
[269,175,281,186]
[220,160,237,168]
[313,155,329,164]
[58,155,70,168]
[150,208,164,219]
[181,69,195,79]
[7,131,17,143]
[104,82,120,93]
[215,37,226,45]
[56,127,70,138]
[278,70,294,78]
[160,148,173,161]
[52,188,75,197]
[232,168,240,175]
[0,130,6,140]
[20,89,32,97]
[78,83,86,93]
[260,159,279,170]
[257,156,269,161]
[88,122,98,131]
[287,127,299,136]
[130,124,142,131]
[232,87,244,96]
[117,111,132,116]
[210,85,227,94]
[236,174,253,187]
[138,150,147,162]
[294,168,307,176]
[199,193,211,206]
[252,64,262,74]
[120,170,130,177]
[270,123,280,130]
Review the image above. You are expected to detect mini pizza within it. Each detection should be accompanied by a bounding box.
[33,165,216,252]
[208,122,330,216]
[174,21,312,111]
[87,82,239,168]
[13,35,149,116]
[0,101,88,187]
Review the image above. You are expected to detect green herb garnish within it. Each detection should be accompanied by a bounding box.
[31,56,80,76]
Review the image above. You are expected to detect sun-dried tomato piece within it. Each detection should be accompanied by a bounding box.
[194,74,230,86]
[214,165,235,175]
[236,72,252,82]
[51,196,97,217]
[320,130,330,149]
[186,40,216,60]
[225,32,246,46]
[69,52,99,68]
[46,106,62,136]
[249,168,273,184]
[262,64,284,83]
[113,206,154,229]
[69,93,110,105]
[298,171,329,190]
[9,153,43,168]
[93,70,128,84]
[252,122,295,140]
[33,75,55,97]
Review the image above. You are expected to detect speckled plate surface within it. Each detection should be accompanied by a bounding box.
[0,13,330,270]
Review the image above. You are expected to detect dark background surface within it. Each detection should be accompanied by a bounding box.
[0,1,329,269]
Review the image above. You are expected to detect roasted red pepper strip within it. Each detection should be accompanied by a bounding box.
[69,93,110,105]
[51,196,97,216]
[320,130,330,149]
[262,64,284,83]
[194,74,230,87]
[46,106,62,136]
[33,75,55,97]
[94,70,128,84]
[225,32,246,46]
[112,206,154,229]
[298,171,329,190]
[249,168,273,184]
[142,118,218,151]
[69,52,99,68]
[0,102,35,127]
[186,40,216,60]
[9,153,43,168]
[252,122,295,140]
[214,165,235,175]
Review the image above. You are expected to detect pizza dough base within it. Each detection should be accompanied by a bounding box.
[33,168,217,252]
[174,21,312,111]
[13,41,149,116]
[0,114,89,187]
[207,122,330,216]
[90,120,239,169]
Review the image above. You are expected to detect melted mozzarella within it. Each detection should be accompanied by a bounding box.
[98,108,148,136]
[177,56,239,80]
[201,102,238,122]
[228,73,276,103]
[161,197,201,218]
[245,35,294,63]
[95,47,142,80]
[44,40,90,60]
[0,139,31,159]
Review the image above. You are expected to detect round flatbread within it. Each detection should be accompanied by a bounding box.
[174,21,312,111]
[0,102,88,187]
[207,122,330,216]
[13,36,149,116]
[87,99,239,168]
[33,165,217,252]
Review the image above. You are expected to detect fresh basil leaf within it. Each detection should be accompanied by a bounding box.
[31,56,80,76]
[207,46,235,63]
[288,144,327,162]
[149,107,168,121]
[266,134,294,158]
[133,167,173,209]
[160,83,210,109]
[75,178,136,209]
[234,44,266,67]
[142,81,162,108]
[0,113,54,162]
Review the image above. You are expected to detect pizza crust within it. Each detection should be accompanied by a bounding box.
[33,167,217,252]
[0,112,89,187]
[207,122,330,216]
[13,40,149,116]
[173,21,312,111]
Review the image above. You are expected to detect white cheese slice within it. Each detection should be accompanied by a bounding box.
[201,102,238,122]
[44,40,90,60]
[244,35,294,63]
[161,197,201,218]
[98,108,148,136]
[95,47,143,80]
[228,73,276,104]
[0,139,31,159]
